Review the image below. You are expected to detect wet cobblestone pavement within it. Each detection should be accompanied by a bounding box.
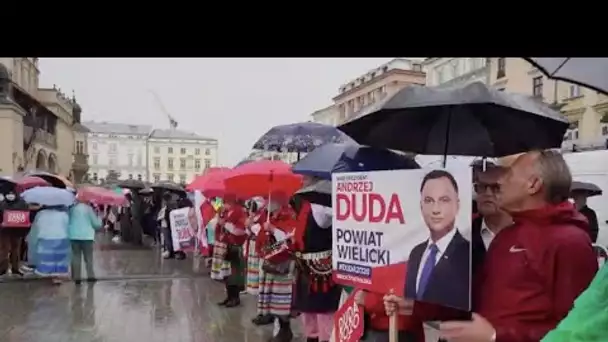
[0,234,303,342]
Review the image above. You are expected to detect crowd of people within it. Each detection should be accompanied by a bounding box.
[0,184,194,285]
[200,150,604,342]
[0,149,604,342]
[0,187,102,284]
[201,186,339,342]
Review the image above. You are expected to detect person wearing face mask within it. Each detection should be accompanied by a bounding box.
[0,189,35,276]
[254,195,298,342]
[215,195,248,307]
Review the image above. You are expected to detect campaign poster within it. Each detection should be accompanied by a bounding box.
[169,207,197,252]
[332,167,472,311]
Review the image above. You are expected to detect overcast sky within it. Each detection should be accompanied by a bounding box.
[39,58,398,166]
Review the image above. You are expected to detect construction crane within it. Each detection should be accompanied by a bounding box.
[148,89,178,129]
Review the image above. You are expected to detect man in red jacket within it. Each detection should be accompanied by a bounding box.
[437,150,598,342]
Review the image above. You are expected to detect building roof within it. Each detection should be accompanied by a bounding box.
[149,128,216,141]
[83,121,152,135]
[73,123,90,133]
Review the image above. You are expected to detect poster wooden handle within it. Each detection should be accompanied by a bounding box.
[388,288,398,342]
[389,314,398,342]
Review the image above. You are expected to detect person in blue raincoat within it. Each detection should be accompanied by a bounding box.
[31,205,71,284]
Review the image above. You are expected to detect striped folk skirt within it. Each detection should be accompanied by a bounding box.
[257,264,294,317]
[210,241,231,281]
[245,238,260,294]
[34,238,70,277]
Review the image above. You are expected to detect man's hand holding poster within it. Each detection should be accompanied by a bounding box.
[332,167,472,313]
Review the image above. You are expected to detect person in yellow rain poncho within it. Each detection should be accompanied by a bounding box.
[542,264,608,342]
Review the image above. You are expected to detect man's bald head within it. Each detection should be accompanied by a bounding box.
[498,150,572,212]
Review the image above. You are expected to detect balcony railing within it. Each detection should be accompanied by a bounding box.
[24,126,57,148]
[72,153,88,165]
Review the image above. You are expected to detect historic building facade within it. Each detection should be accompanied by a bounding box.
[0,58,84,179]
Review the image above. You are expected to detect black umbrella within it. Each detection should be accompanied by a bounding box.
[571,181,602,197]
[338,82,569,160]
[294,179,332,207]
[0,176,16,194]
[253,122,355,157]
[524,58,608,96]
[117,179,145,190]
[151,181,186,195]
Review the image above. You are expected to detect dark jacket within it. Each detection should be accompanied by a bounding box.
[579,205,599,243]
[0,195,35,234]
[405,229,470,311]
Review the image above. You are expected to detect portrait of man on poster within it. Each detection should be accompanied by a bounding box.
[405,169,471,311]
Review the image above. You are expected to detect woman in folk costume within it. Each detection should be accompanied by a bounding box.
[215,195,248,308]
[244,198,264,295]
[253,194,299,342]
[291,198,341,342]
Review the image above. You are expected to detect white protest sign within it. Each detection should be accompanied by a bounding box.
[169,207,196,252]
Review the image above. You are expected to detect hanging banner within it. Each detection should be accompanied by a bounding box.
[332,167,472,312]
[169,207,196,252]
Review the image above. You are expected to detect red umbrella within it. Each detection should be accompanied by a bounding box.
[16,176,51,192]
[186,167,231,197]
[77,186,128,206]
[223,160,303,200]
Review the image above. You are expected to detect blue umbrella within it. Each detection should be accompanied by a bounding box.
[21,187,75,207]
[292,143,420,180]
[252,122,355,153]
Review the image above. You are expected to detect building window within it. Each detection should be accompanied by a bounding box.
[168,147,173,154]
[167,158,174,170]
[76,141,84,154]
[602,125,607,136]
[137,174,142,181]
[166,173,174,182]
[109,156,117,166]
[180,148,186,155]
[154,146,160,154]
[532,76,543,98]
[93,173,98,181]
[92,154,98,165]
[569,85,581,98]
[179,174,186,183]
[205,148,211,155]
[109,143,117,153]
[153,173,160,182]
[180,158,186,169]
[92,142,98,151]
[195,159,201,170]
[128,174,133,179]
[153,157,160,170]
[204,159,211,169]
[128,154,134,166]
[195,148,201,155]
[497,58,506,79]
[137,154,142,166]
